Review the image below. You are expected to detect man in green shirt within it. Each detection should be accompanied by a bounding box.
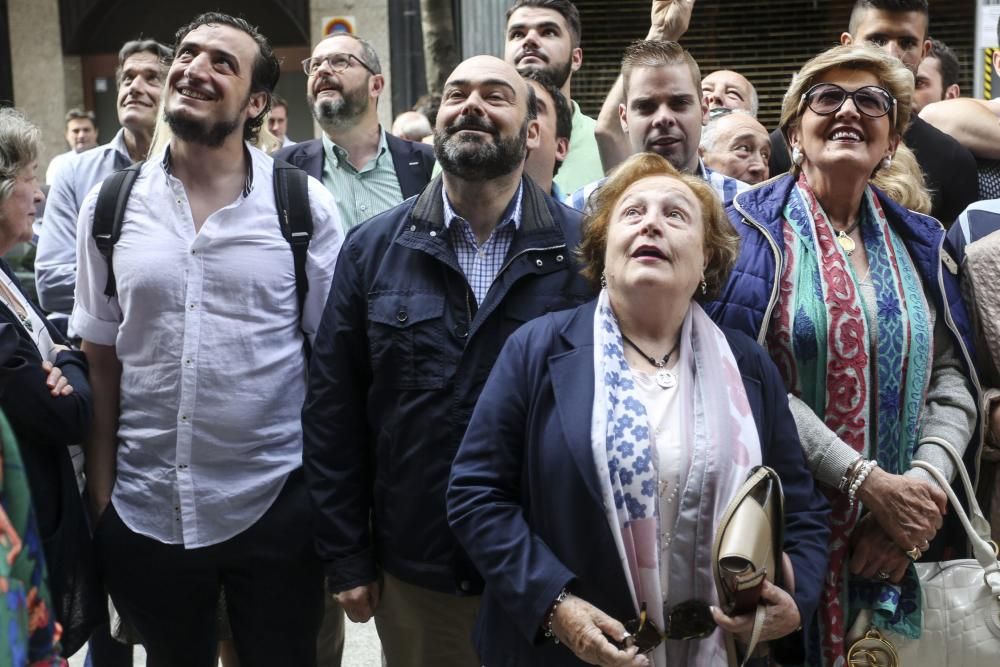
[275,33,434,230]
[504,0,603,194]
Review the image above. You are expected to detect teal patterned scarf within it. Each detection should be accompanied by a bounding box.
[766,176,933,665]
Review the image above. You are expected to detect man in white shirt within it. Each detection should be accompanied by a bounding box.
[72,13,343,666]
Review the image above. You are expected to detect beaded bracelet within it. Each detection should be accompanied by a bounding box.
[848,460,878,502]
[544,588,570,642]
[839,456,865,494]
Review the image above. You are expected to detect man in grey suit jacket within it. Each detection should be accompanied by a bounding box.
[275,33,434,231]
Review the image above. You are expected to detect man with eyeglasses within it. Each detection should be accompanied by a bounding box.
[768,0,977,226]
[275,33,435,231]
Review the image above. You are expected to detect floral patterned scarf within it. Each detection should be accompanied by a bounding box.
[0,410,65,666]
[591,290,761,666]
[767,175,933,665]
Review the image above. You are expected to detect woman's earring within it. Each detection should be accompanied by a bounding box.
[700,279,708,296]
[791,146,804,166]
[601,272,608,289]
[881,154,893,170]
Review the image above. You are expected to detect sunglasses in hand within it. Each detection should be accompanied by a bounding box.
[607,600,717,655]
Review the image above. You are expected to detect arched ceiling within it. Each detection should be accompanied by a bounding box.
[60,0,309,54]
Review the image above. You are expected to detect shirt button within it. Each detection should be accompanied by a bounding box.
[188,303,196,310]
[453,324,469,339]
[459,580,472,592]
[536,259,544,267]
[180,414,188,422]
[360,204,367,211]
[429,230,437,237]
[184,358,193,366]
[178,464,188,469]
[191,249,197,255]
[556,254,564,262]
[396,310,408,323]
[410,225,416,231]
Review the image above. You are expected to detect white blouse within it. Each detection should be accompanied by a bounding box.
[630,366,685,601]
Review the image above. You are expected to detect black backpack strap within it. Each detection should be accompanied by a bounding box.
[272,159,314,352]
[92,162,143,298]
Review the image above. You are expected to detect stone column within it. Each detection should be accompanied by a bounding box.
[309,0,393,134]
[7,0,78,176]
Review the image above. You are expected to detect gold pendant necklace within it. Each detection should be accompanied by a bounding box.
[835,217,862,256]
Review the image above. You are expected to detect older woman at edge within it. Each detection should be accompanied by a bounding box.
[0,107,93,661]
[706,45,980,666]
[447,153,830,667]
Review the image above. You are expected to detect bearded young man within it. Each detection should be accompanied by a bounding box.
[504,0,603,193]
[72,13,344,666]
[275,33,434,230]
[303,55,592,667]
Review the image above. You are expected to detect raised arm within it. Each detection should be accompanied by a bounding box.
[920,97,1000,160]
[595,1,696,172]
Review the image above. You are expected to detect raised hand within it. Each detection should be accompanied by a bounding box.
[648,0,696,42]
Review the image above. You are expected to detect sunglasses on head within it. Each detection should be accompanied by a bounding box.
[801,82,895,119]
[607,600,717,655]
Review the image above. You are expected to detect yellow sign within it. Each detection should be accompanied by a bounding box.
[987,48,997,99]
[322,16,356,36]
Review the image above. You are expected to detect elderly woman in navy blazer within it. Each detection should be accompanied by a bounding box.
[447,153,830,667]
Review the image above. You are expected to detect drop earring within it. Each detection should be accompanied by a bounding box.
[881,154,893,170]
[791,146,804,166]
[601,272,607,289]
[700,279,707,295]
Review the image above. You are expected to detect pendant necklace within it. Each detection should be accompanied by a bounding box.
[0,281,32,333]
[835,218,862,256]
[621,333,680,389]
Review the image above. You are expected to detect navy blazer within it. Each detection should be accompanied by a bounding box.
[447,300,831,667]
[273,132,435,199]
[0,259,97,653]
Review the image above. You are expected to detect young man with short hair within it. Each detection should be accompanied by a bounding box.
[45,108,99,183]
[570,40,747,211]
[522,71,572,198]
[914,38,961,113]
[504,0,602,193]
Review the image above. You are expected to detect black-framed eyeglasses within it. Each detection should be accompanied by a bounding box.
[801,83,895,119]
[301,53,376,76]
[608,600,717,654]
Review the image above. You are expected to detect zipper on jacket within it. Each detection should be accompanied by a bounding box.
[732,196,783,345]
[932,232,985,492]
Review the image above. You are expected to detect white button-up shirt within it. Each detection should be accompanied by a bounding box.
[71,146,344,548]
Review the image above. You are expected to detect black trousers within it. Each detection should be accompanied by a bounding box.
[94,469,323,667]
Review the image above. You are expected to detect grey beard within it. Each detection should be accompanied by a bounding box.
[311,95,368,130]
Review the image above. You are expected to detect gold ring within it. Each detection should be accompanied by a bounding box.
[905,546,921,561]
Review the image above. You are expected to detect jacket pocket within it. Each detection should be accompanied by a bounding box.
[368,291,448,390]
